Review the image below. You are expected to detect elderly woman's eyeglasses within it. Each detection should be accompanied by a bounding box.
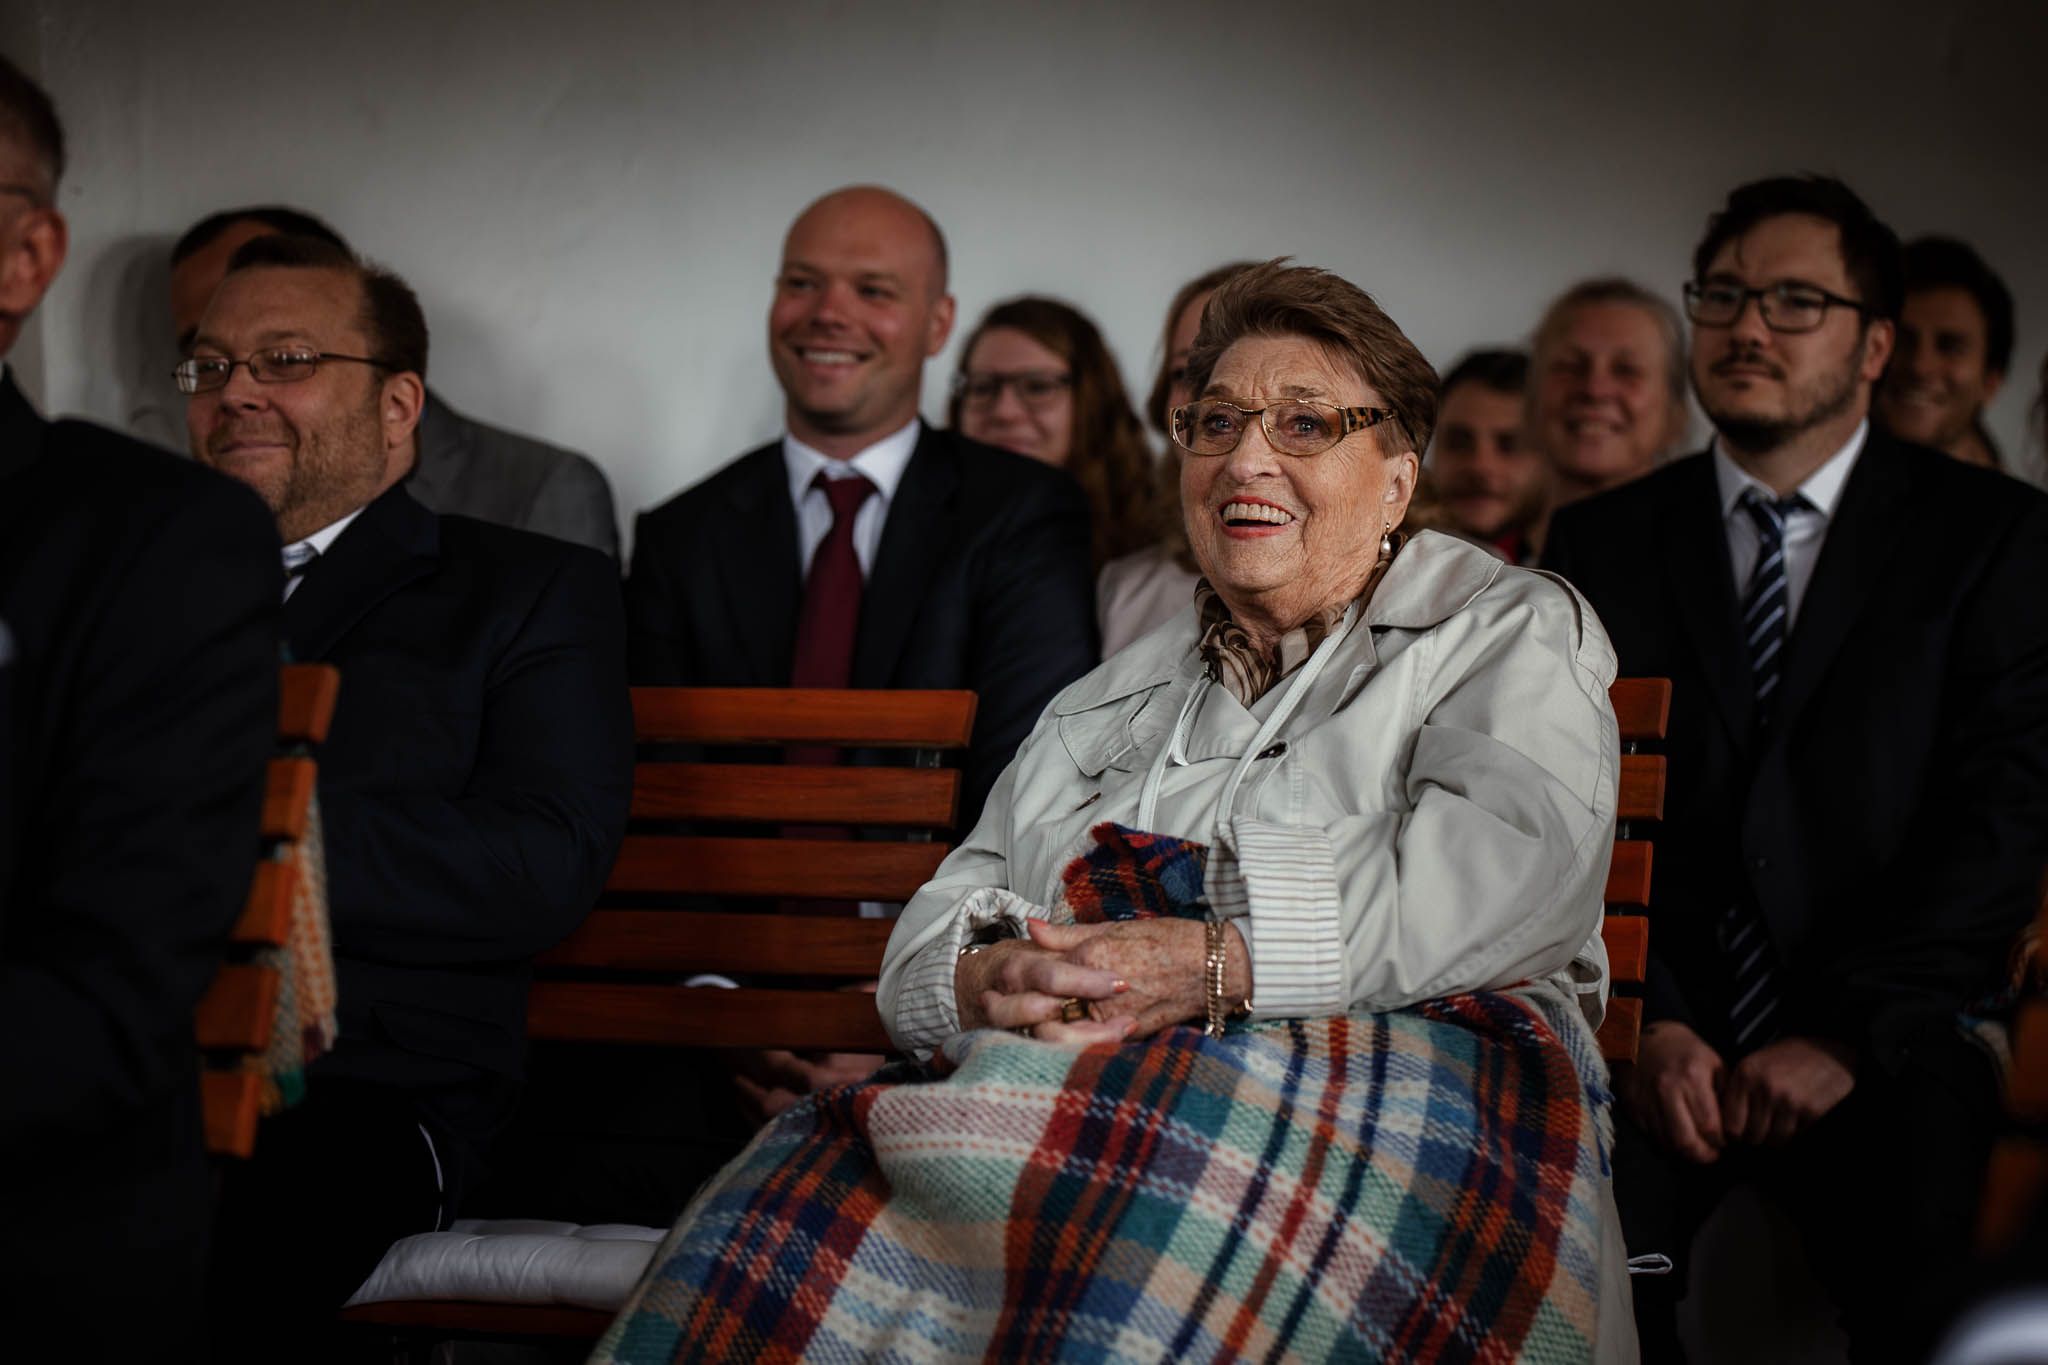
[174,346,392,395]
[1682,280,1867,334]
[953,370,1071,410]
[1171,399,1396,458]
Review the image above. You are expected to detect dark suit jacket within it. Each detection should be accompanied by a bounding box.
[1543,431,2048,1076]
[290,482,633,1160]
[0,372,279,1347]
[410,390,620,559]
[624,423,1098,834]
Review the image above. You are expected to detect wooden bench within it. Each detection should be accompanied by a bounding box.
[1600,676,1669,1065]
[340,678,1663,1342]
[196,661,340,1158]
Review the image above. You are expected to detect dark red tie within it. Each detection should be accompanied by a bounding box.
[782,472,876,908]
[789,470,876,693]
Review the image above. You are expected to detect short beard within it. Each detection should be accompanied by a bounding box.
[1703,344,1863,458]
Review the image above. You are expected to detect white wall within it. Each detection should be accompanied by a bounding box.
[16,0,2048,539]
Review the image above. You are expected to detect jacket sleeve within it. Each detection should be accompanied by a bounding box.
[0,477,280,1151]
[1212,578,1619,1019]
[958,472,1099,833]
[878,711,1060,1057]
[318,548,634,964]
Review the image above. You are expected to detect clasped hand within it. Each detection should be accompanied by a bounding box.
[1624,1021,1857,1163]
[954,918,1245,1046]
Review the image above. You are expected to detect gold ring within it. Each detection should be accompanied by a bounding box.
[1057,997,1089,1024]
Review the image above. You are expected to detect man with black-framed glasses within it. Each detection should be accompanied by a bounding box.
[186,231,633,1359]
[1545,175,2048,1361]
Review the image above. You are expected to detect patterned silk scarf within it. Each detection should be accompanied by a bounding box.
[1194,532,1406,705]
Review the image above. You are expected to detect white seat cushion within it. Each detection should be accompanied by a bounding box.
[346,1218,665,1312]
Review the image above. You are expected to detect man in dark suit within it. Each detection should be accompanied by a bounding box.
[626,185,1097,838]
[0,58,280,1362]
[1543,176,2048,1362]
[182,231,633,1356]
[171,205,621,557]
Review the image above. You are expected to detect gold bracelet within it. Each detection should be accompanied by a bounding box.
[1206,918,1248,1038]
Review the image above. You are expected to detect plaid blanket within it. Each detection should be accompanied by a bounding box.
[595,826,1612,1363]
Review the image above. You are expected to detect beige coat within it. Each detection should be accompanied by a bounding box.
[879,530,1636,1360]
[881,530,1619,1051]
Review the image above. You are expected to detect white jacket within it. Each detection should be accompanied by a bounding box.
[880,529,1619,1057]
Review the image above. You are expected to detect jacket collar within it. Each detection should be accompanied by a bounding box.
[0,369,45,481]
[852,423,961,687]
[284,481,440,660]
[1055,529,1506,715]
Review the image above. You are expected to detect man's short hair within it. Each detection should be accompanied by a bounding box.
[0,53,64,192]
[223,234,429,381]
[1187,258,1440,457]
[1528,278,1688,414]
[1440,348,1528,398]
[1692,175,1904,324]
[1902,236,2014,376]
[173,205,350,267]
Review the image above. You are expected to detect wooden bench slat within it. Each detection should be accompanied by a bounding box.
[202,1070,262,1159]
[1617,754,1665,822]
[528,982,894,1052]
[338,1301,615,1337]
[1596,997,1642,1064]
[1604,841,1652,908]
[1609,677,1671,743]
[279,662,341,745]
[1602,914,1648,984]
[604,835,949,902]
[542,910,893,974]
[631,764,960,828]
[232,855,295,946]
[632,687,977,748]
[261,756,319,841]
[196,964,281,1051]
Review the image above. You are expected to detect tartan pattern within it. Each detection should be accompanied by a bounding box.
[595,994,1608,1364]
[1057,822,1211,925]
[596,818,1609,1363]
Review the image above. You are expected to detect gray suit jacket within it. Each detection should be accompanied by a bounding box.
[408,391,619,558]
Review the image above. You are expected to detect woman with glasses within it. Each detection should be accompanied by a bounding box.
[948,295,1157,571]
[597,262,1634,1364]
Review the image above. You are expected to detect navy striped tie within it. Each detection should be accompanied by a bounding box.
[1722,487,1809,1048]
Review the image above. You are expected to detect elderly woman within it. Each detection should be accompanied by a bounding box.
[1528,277,1690,511]
[597,262,1633,1364]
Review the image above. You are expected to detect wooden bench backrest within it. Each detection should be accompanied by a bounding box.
[1598,677,1668,1063]
[528,688,975,1052]
[198,662,340,1157]
[535,682,1660,1062]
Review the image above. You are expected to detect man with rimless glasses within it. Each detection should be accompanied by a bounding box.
[1544,176,2048,1361]
[183,232,633,1358]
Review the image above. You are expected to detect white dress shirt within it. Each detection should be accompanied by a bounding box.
[281,505,366,601]
[782,418,922,579]
[1712,419,1866,629]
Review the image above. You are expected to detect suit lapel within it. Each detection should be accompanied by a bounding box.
[1773,433,1911,736]
[286,484,439,661]
[1660,452,1753,749]
[853,426,957,688]
[1,373,47,481]
[707,446,801,685]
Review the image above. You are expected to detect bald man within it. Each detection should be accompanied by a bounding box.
[626,186,1097,836]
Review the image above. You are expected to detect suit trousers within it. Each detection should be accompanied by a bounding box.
[1615,1028,2000,1365]
[206,1077,448,1363]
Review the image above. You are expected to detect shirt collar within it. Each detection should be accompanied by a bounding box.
[1712,417,1867,522]
[286,504,367,563]
[782,417,922,507]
